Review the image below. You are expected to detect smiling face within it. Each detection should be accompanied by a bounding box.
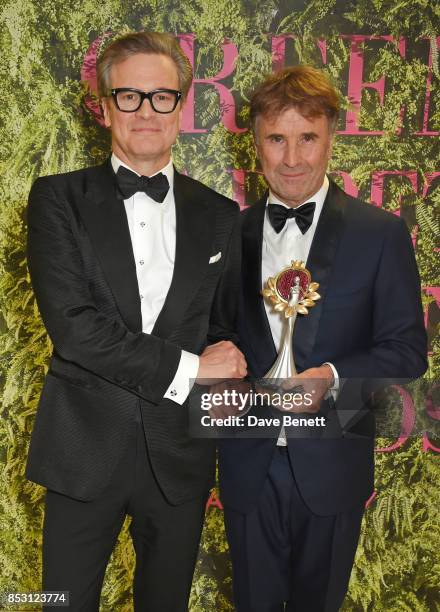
[101,53,182,175]
[254,106,334,208]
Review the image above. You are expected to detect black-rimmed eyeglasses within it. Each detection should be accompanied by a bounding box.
[109,88,182,113]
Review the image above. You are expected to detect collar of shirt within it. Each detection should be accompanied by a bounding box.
[111,153,175,195]
[266,174,329,233]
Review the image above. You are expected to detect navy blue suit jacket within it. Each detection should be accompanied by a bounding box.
[219,179,427,516]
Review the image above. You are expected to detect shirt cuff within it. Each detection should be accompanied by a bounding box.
[323,362,339,402]
[163,350,199,405]
[323,362,339,391]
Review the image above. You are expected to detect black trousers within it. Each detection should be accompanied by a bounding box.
[224,447,365,612]
[42,415,207,611]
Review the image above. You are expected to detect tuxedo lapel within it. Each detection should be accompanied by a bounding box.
[152,171,215,340]
[76,159,143,333]
[241,195,277,374]
[292,179,348,370]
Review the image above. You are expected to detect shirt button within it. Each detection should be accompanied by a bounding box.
[139,260,144,265]
[140,222,146,227]
[140,294,143,300]
[170,389,177,397]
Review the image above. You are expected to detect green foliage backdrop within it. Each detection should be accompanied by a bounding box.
[0,1,439,610]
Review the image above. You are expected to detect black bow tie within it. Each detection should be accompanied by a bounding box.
[115,165,169,202]
[267,201,316,234]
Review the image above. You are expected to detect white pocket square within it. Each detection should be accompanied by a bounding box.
[209,251,222,264]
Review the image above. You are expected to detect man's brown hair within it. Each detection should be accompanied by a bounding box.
[250,65,340,133]
[97,31,193,100]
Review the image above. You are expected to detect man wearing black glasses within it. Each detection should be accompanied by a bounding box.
[26,31,246,611]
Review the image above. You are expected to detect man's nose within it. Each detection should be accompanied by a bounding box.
[136,97,155,119]
[283,142,299,167]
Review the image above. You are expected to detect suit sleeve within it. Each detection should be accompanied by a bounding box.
[207,204,241,347]
[331,216,427,380]
[27,177,181,405]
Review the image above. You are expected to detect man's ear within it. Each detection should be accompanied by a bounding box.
[101,98,111,129]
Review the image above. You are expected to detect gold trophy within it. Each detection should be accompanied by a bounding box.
[262,261,321,379]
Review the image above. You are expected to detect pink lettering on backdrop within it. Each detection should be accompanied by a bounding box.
[370,170,418,216]
[206,489,223,510]
[410,225,419,250]
[226,168,263,209]
[423,433,440,453]
[375,385,416,452]
[271,35,327,70]
[421,172,440,199]
[425,382,440,421]
[178,34,245,134]
[80,32,245,134]
[80,32,438,140]
[365,490,377,508]
[423,287,440,309]
[423,286,440,329]
[317,38,327,65]
[423,173,440,254]
[271,34,295,71]
[422,380,440,453]
[226,168,246,209]
[329,171,359,198]
[339,35,406,136]
[414,36,440,136]
[395,38,407,136]
[81,32,113,127]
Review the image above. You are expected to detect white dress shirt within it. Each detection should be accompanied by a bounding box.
[111,154,199,405]
[262,175,338,444]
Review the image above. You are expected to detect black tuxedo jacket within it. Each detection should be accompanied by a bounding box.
[26,159,240,504]
[219,179,427,516]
